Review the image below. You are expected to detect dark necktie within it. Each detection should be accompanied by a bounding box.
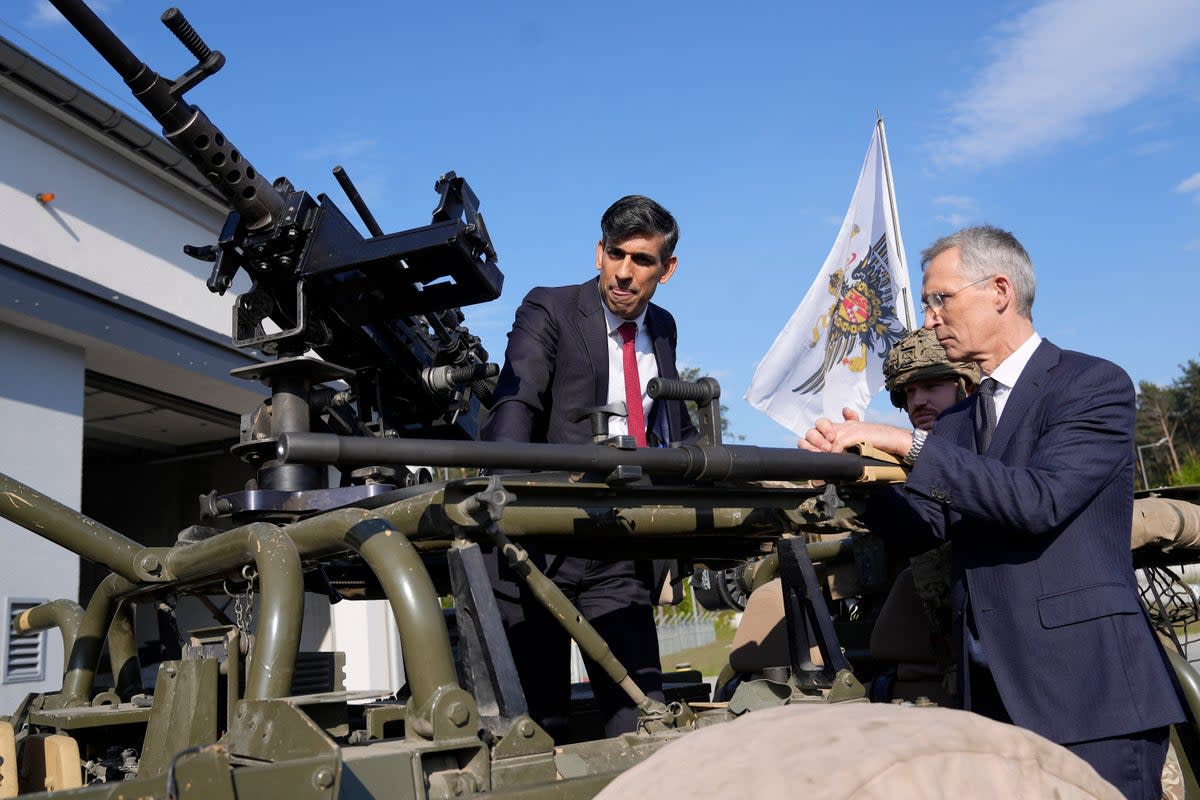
[618,322,647,446]
[975,377,997,455]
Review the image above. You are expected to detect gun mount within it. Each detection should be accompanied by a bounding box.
[7,2,1200,799]
[49,0,501,514]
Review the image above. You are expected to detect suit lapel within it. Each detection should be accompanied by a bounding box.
[645,305,677,438]
[987,340,1060,457]
[575,279,609,407]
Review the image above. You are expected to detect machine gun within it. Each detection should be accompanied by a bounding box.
[49,0,501,512]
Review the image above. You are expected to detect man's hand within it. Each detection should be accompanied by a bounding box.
[798,406,913,459]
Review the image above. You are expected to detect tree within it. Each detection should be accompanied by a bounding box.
[1134,355,1200,488]
[1136,381,1183,487]
[678,366,744,442]
[1170,359,1200,463]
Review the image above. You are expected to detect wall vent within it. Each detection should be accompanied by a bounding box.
[4,598,46,684]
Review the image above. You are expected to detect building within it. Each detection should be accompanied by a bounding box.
[0,35,400,711]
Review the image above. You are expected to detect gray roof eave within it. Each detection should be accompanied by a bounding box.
[0,34,228,215]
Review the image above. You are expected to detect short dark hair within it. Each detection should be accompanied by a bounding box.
[600,195,679,259]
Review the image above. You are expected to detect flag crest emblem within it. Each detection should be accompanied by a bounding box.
[793,234,905,395]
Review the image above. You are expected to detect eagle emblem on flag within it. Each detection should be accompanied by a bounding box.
[792,234,905,395]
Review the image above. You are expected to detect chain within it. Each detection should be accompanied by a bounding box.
[226,564,257,634]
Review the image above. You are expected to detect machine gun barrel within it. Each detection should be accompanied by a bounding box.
[48,0,284,229]
[277,432,871,483]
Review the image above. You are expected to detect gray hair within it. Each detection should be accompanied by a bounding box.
[921,225,1036,319]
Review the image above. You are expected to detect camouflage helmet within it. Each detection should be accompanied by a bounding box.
[883,329,981,409]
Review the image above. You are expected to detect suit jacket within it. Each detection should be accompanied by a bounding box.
[483,278,697,447]
[903,339,1184,744]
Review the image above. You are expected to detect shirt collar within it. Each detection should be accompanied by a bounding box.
[986,332,1042,389]
[601,302,648,337]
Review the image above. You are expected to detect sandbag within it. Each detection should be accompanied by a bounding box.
[595,703,1121,800]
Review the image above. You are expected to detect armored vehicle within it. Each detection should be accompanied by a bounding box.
[2,3,1199,798]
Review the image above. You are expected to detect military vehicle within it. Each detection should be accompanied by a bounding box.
[2,2,1199,797]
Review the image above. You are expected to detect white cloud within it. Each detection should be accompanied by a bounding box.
[1176,172,1200,193]
[936,213,970,227]
[297,137,379,162]
[934,0,1200,168]
[27,0,113,27]
[1132,140,1173,157]
[1185,239,1200,252]
[933,195,974,209]
[27,2,62,26]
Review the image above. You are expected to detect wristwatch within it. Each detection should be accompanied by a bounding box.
[903,429,928,466]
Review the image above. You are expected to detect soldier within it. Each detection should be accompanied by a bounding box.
[879,329,980,696]
[883,328,980,432]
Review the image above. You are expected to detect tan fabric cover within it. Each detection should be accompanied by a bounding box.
[729,579,824,672]
[596,703,1122,800]
[868,567,938,664]
[1131,497,1200,551]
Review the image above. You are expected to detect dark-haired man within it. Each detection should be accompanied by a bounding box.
[800,225,1184,798]
[483,195,697,741]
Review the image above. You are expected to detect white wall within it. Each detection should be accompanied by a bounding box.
[0,323,84,711]
[329,601,405,693]
[0,89,241,337]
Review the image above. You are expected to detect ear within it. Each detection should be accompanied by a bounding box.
[658,255,679,285]
[595,240,604,270]
[992,274,1014,312]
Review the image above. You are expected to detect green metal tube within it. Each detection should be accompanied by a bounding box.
[164,522,303,700]
[806,539,854,563]
[174,506,458,709]
[343,517,459,710]
[107,603,142,700]
[1164,646,1200,741]
[60,573,136,706]
[487,526,663,716]
[0,472,143,582]
[14,599,84,674]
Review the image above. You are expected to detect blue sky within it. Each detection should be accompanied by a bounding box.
[7,0,1200,447]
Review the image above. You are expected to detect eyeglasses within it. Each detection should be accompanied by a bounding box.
[921,275,995,314]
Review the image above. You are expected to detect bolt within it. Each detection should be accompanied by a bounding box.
[447,701,470,727]
[313,767,335,789]
[517,719,535,738]
[137,554,163,576]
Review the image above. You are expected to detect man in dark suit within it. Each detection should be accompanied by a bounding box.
[800,226,1184,798]
[482,195,697,742]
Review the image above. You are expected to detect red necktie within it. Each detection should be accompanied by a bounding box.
[618,322,647,446]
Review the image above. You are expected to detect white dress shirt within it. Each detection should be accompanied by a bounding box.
[601,304,658,438]
[984,332,1043,422]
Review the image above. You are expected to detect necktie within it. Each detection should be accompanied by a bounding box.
[618,322,647,446]
[975,377,997,454]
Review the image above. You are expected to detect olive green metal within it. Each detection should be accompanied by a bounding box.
[106,603,142,700]
[138,658,220,778]
[486,525,666,718]
[1165,646,1200,741]
[59,573,137,707]
[805,539,855,563]
[746,553,780,590]
[0,471,143,582]
[14,599,84,669]
[343,516,461,719]
[164,522,303,700]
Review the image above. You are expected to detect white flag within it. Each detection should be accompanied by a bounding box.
[745,119,915,437]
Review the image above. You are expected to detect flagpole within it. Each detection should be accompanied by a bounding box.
[876,112,915,330]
